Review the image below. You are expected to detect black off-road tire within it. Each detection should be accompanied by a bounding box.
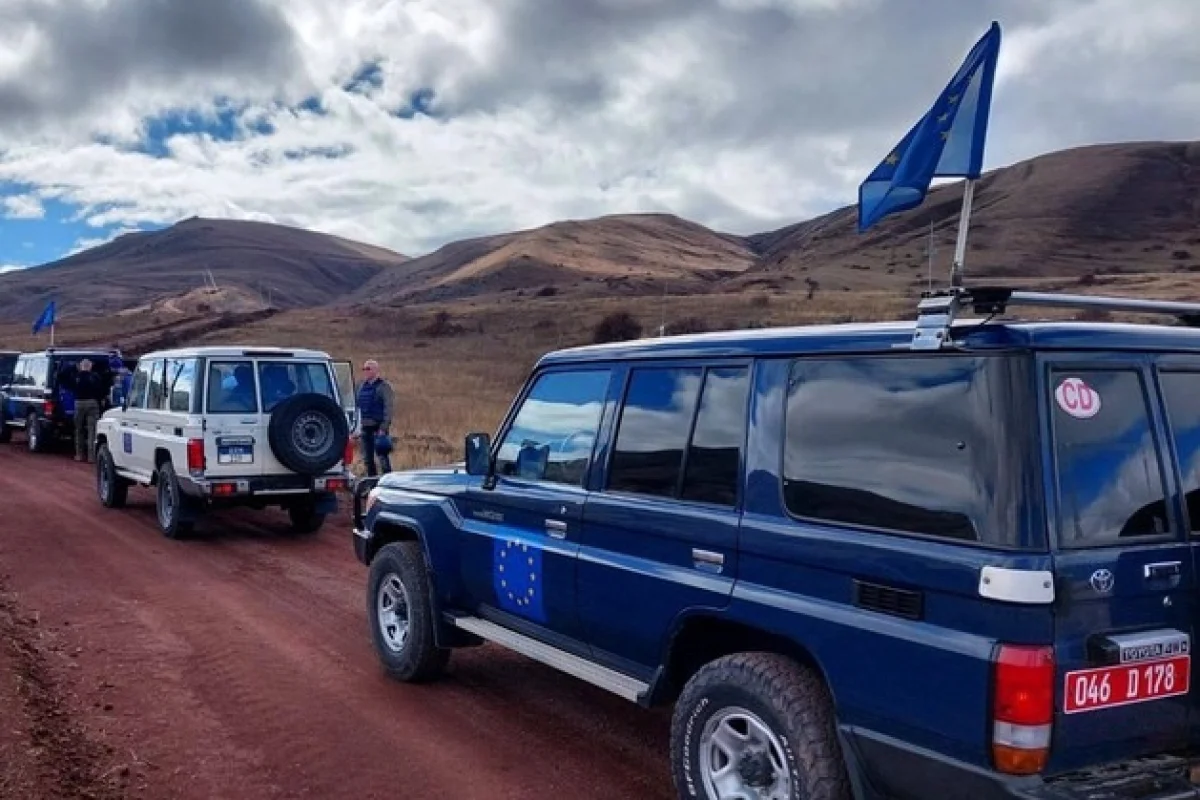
[670,652,852,800]
[155,461,195,540]
[287,502,326,534]
[267,393,349,475]
[366,541,450,683]
[96,443,129,508]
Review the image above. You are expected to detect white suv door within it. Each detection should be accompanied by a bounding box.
[201,357,264,478]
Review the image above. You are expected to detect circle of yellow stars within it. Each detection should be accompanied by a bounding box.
[498,539,537,608]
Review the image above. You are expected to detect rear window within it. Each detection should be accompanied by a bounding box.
[1050,369,1170,547]
[207,361,257,413]
[258,361,335,412]
[782,354,1036,548]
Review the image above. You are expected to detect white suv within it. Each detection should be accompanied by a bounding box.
[94,346,358,538]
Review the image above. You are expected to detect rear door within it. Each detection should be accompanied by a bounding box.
[1154,357,1200,752]
[1043,353,1195,772]
[331,360,357,433]
[201,357,263,478]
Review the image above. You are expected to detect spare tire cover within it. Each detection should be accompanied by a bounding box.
[267,392,350,475]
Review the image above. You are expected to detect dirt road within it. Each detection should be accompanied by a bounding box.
[0,445,673,799]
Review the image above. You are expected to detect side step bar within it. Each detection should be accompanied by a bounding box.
[450,615,649,703]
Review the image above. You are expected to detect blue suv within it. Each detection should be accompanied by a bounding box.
[352,286,1200,799]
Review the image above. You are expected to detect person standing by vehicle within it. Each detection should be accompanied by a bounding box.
[356,359,394,476]
[63,358,106,462]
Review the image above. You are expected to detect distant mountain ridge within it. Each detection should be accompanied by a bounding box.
[1,139,1197,323]
[0,217,408,322]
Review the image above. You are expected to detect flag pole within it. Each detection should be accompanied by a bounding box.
[948,178,977,288]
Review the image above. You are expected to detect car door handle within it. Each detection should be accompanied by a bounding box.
[692,549,724,571]
[1145,561,1182,581]
[544,519,567,539]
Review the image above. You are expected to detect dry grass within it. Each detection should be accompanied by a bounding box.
[1,273,1194,471]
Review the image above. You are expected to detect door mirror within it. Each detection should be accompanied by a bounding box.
[464,432,493,476]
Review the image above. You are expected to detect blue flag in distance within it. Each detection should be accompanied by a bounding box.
[31,300,55,334]
[857,21,1002,232]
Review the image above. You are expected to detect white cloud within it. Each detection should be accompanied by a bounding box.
[1,193,44,219]
[0,0,1197,260]
[0,264,27,274]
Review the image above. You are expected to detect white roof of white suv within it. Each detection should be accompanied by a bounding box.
[139,346,335,360]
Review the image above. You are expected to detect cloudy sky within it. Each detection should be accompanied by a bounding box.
[0,0,1197,272]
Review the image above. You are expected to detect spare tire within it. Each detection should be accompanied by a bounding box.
[267,393,350,475]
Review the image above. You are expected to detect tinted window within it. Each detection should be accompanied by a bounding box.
[495,369,610,487]
[165,359,197,413]
[0,354,16,383]
[681,367,750,506]
[784,355,1033,546]
[258,361,335,412]
[608,368,703,498]
[1051,369,1169,547]
[207,360,258,413]
[1158,372,1200,534]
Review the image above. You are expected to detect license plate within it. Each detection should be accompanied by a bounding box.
[217,444,254,465]
[1064,655,1191,714]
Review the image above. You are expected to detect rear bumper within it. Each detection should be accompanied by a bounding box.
[180,472,350,507]
[846,727,1199,800]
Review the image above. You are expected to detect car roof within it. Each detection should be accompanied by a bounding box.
[137,345,333,360]
[537,318,1200,366]
[24,348,112,357]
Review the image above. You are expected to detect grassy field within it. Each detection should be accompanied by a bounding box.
[3,272,1195,472]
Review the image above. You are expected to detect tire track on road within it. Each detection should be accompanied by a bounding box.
[0,448,674,799]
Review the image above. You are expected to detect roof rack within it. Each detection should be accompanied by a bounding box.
[912,286,1200,350]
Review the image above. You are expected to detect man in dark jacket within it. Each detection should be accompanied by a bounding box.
[62,358,107,462]
[355,359,395,476]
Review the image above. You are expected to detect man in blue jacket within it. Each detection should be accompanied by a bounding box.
[355,359,394,476]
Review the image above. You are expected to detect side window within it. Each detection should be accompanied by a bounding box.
[494,369,611,487]
[207,361,257,413]
[681,367,750,506]
[128,361,152,408]
[783,355,1031,545]
[607,367,704,498]
[1157,371,1199,534]
[1051,369,1169,546]
[165,359,197,413]
[145,360,166,409]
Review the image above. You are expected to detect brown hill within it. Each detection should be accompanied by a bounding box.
[0,216,408,323]
[350,213,757,304]
[741,140,1200,292]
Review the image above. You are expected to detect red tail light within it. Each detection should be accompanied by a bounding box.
[992,644,1054,775]
[343,438,355,467]
[186,439,205,475]
[43,399,54,416]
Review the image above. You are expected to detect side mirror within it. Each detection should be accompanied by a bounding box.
[464,432,492,477]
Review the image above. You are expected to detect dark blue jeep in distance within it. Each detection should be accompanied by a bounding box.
[352,286,1200,799]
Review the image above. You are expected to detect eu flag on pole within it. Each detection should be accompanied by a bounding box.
[493,536,546,624]
[857,22,1002,232]
[31,300,55,334]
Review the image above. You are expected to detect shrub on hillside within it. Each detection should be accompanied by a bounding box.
[665,316,709,335]
[419,310,466,337]
[593,311,641,343]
